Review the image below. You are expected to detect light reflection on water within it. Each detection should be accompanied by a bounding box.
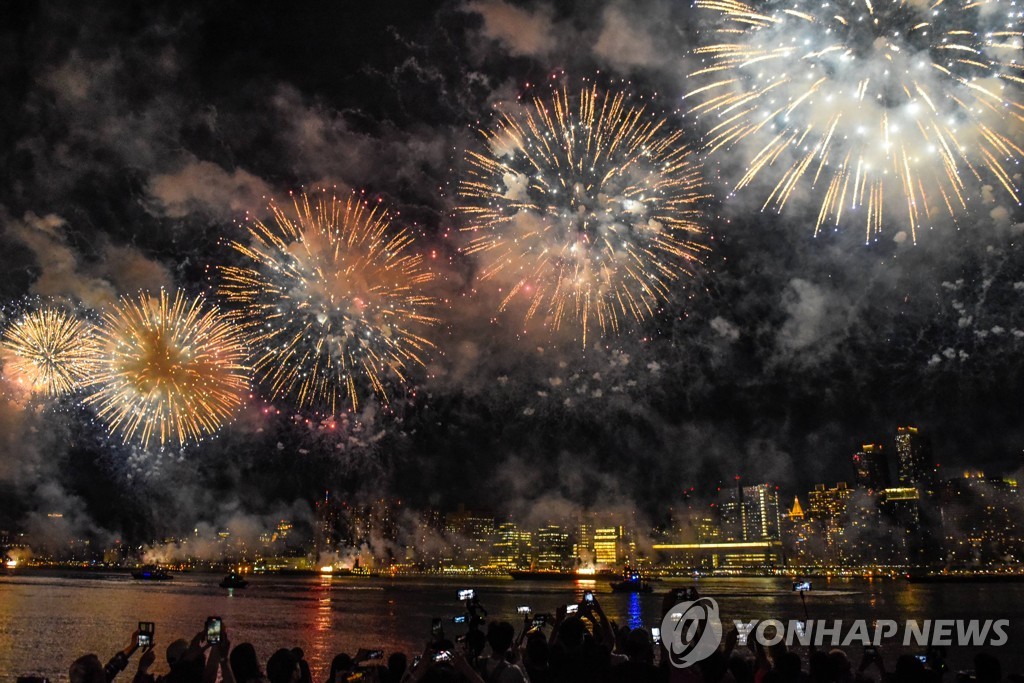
[0,572,1021,681]
[628,592,642,629]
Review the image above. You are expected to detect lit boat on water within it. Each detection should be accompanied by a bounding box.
[131,566,173,581]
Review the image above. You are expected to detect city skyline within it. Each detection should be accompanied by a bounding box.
[1,0,1024,569]
[6,424,1021,575]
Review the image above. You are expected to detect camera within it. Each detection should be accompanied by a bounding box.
[517,606,531,615]
[137,622,155,649]
[458,589,475,601]
[793,580,812,592]
[205,617,222,645]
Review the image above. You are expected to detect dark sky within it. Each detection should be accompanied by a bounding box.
[1,0,1023,548]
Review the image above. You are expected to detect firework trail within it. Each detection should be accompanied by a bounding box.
[686,0,1024,241]
[0,305,99,397]
[219,192,438,413]
[85,289,250,448]
[459,84,710,345]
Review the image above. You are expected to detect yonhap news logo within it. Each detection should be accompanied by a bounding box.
[661,597,724,668]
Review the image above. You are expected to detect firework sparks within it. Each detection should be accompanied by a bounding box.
[686,0,1024,241]
[85,289,250,448]
[218,192,438,413]
[0,306,99,397]
[459,84,709,344]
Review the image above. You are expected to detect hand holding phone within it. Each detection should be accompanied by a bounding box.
[205,617,223,645]
[137,622,155,650]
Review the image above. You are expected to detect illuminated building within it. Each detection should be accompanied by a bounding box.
[719,481,781,542]
[852,444,890,492]
[782,496,820,568]
[445,506,495,568]
[895,426,934,490]
[535,524,572,571]
[573,521,594,565]
[808,483,851,521]
[491,523,532,570]
[939,472,1024,564]
[314,491,344,561]
[594,526,624,567]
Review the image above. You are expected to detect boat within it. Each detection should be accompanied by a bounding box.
[131,566,173,581]
[610,570,653,593]
[509,570,581,581]
[219,571,249,589]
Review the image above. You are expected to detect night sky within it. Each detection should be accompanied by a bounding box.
[1,0,1023,550]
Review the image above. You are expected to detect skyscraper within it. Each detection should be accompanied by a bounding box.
[895,426,933,489]
[594,526,624,567]
[491,523,532,570]
[852,444,890,491]
[808,483,852,521]
[445,506,495,568]
[535,524,571,571]
[718,481,781,542]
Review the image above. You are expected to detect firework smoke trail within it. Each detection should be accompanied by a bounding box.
[686,0,1024,241]
[0,306,99,397]
[85,289,250,448]
[459,84,710,345]
[218,192,438,414]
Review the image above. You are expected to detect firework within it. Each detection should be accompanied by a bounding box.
[85,289,249,448]
[686,0,1024,242]
[0,306,99,396]
[459,84,709,344]
[219,192,438,413]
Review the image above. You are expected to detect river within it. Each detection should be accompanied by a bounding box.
[1,571,1020,680]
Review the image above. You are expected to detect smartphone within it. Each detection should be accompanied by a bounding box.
[433,650,453,663]
[864,646,878,657]
[652,627,661,645]
[431,617,443,638]
[917,655,928,664]
[205,617,222,645]
[793,580,812,592]
[583,591,594,604]
[532,614,549,628]
[517,606,531,615]
[452,615,468,624]
[566,604,578,615]
[365,650,384,660]
[458,589,475,601]
[137,622,155,649]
